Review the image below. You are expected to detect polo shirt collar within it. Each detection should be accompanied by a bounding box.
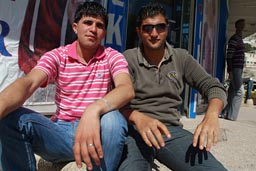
[67,41,79,60]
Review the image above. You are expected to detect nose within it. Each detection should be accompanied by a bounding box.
[89,23,97,32]
[150,27,158,36]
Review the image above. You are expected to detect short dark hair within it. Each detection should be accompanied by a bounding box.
[73,1,108,28]
[235,19,245,28]
[136,3,168,27]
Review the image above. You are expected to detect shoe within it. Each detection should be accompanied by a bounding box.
[219,114,225,118]
[219,112,227,119]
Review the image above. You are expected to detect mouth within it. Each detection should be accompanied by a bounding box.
[149,38,159,44]
[86,35,96,40]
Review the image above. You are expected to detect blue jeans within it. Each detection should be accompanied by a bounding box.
[0,107,127,171]
[118,125,227,171]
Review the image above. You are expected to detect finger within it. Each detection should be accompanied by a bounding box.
[157,122,171,139]
[73,142,82,168]
[198,129,206,150]
[94,143,103,159]
[141,131,153,147]
[88,143,100,166]
[155,122,171,147]
[206,130,218,151]
[151,127,165,148]
[86,142,101,167]
[93,135,104,159]
[205,131,213,151]
[80,142,93,170]
[193,127,201,147]
[146,130,161,149]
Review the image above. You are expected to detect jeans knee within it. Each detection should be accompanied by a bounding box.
[100,110,128,142]
[0,107,43,136]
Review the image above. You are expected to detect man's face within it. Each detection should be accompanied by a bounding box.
[237,21,245,32]
[137,14,168,50]
[72,16,106,49]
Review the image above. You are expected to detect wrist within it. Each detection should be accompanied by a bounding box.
[128,110,141,124]
[91,98,112,115]
[99,98,112,111]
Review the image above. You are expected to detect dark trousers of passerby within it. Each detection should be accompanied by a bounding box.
[224,68,244,121]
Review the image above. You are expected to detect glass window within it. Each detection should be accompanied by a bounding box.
[180,0,191,49]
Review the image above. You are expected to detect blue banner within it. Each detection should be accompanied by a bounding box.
[104,0,128,52]
[189,0,203,118]
[216,0,228,81]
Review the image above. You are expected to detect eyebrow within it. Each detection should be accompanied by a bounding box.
[82,19,105,28]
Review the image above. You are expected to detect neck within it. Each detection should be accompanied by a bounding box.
[77,44,99,64]
[143,45,165,67]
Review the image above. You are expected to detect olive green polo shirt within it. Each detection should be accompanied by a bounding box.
[123,42,226,126]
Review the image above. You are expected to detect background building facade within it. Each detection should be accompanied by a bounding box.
[0,0,255,116]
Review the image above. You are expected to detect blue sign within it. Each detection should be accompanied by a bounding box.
[0,20,12,56]
[104,0,128,52]
[189,0,203,118]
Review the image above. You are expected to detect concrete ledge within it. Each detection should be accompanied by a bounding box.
[37,159,86,171]
[36,157,169,171]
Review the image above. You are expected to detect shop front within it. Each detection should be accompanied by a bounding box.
[0,0,228,117]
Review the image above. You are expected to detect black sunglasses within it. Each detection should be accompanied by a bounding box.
[141,23,168,33]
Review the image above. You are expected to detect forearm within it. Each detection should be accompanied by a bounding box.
[0,78,35,119]
[0,69,47,119]
[104,84,134,111]
[205,98,224,118]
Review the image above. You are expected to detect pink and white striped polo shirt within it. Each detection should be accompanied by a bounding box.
[33,41,129,121]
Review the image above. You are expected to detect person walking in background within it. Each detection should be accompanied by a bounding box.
[0,2,134,171]
[118,3,227,171]
[222,19,245,121]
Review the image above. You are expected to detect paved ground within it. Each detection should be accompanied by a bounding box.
[181,100,256,171]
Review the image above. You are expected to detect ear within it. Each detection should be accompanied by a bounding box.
[72,23,78,34]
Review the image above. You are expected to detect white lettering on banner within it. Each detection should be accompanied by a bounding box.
[112,0,124,7]
[106,14,123,46]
